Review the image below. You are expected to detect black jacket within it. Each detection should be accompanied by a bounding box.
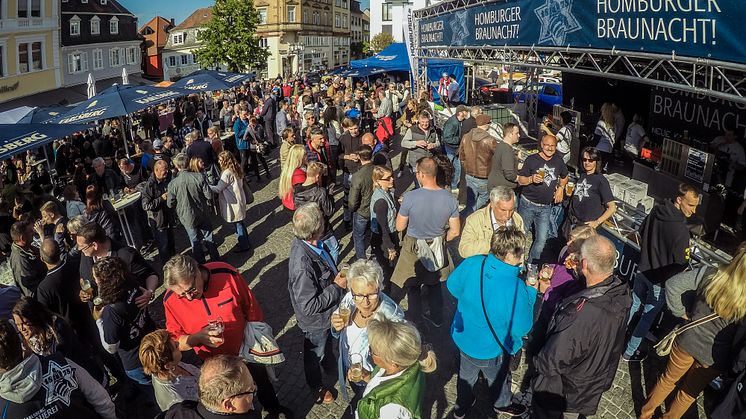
[142,174,174,230]
[287,237,344,332]
[337,131,364,173]
[79,240,159,290]
[638,200,691,284]
[294,183,335,237]
[9,243,46,297]
[349,163,374,218]
[532,275,632,415]
[164,400,259,419]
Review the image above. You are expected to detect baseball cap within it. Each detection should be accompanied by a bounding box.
[153,139,163,149]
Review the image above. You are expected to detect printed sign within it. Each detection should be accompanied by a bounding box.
[417,0,743,64]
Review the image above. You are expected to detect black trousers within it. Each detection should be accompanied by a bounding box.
[245,362,281,411]
[249,150,270,180]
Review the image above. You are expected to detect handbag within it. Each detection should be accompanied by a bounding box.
[239,321,285,365]
[654,312,719,356]
[479,257,511,356]
[416,236,446,272]
[242,178,255,206]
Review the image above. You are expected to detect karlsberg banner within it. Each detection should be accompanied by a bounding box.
[418,0,744,64]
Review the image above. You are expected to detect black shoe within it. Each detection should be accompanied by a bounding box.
[422,311,442,328]
[494,403,527,417]
[344,220,352,232]
[233,246,251,254]
[623,351,648,362]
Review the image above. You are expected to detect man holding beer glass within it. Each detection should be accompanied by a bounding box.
[516,135,569,263]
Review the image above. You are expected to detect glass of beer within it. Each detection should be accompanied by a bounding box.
[349,353,363,382]
[339,263,350,279]
[338,301,352,326]
[81,280,94,297]
[93,297,103,308]
[208,316,225,346]
[565,181,575,195]
[536,168,546,181]
[526,264,538,286]
[540,264,554,282]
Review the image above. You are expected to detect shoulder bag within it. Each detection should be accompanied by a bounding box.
[479,257,511,356]
[654,312,719,356]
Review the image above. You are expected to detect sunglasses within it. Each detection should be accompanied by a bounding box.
[582,158,597,162]
[379,177,393,182]
[178,282,198,299]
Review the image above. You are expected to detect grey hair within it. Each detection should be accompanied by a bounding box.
[185,131,199,143]
[367,314,437,373]
[489,186,515,205]
[348,259,384,290]
[163,254,201,287]
[66,215,89,235]
[292,202,324,240]
[198,355,249,410]
[470,105,483,116]
[173,153,188,170]
[580,235,616,276]
[92,157,105,166]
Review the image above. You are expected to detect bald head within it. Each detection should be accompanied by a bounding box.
[361,132,376,148]
[198,355,254,413]
[40,238,61,266]
[580,235,617,283]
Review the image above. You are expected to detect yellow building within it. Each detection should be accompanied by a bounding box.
[0,0,61,108]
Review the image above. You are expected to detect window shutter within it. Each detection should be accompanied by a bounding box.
[82,52,88,71]
[68,54,74,73]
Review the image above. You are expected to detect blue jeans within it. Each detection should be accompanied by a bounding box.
[625,272,666,357]
[303,328,336,391]
[518,196,551,263]
[233,220,250,250]
[343,173,352,222]
[465,175,489,216]
[352,213,370,261]
[455,350,513,413]
[322,234,340,265]
[444,145,461,190]
[184,222,220,264]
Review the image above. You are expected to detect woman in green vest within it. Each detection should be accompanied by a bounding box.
[355,314,437,419]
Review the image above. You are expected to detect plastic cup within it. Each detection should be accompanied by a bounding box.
[349,353,363,382]
[526,264,538,286]
[339,263,350,278]
[338,305,351,325]
[536,168,546,181]
[565,182,575,195]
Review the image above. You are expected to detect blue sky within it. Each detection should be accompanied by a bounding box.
[125,0,370,26]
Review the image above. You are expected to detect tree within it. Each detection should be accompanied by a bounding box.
[195,0,269,73]
[369,33,394,53]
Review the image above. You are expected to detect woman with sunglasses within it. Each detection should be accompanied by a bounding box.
[568,147,617,229]
[330,259,404,413]
[370,166,399,282]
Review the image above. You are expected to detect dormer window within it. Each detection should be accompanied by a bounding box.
[70,15,81,36]
[91,16,100,35]
[109,16,119,34]
[172,33,185,45]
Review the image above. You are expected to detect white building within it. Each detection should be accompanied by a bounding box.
[369,0,439,43]
[161,7,211,82]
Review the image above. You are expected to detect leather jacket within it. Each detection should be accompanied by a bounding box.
[459,127,497,178]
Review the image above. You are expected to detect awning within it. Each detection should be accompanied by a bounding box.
[0,123,92,161]
[18,105,76,123]
[0,73,154,112]
[172,69,254,92]
[350,43,411,72]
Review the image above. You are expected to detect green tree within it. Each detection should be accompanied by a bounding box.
[195,0,269,73]
[369,33,394,53]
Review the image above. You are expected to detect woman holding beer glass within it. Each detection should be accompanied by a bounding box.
[330,259,404,413]
[567,147,617,229]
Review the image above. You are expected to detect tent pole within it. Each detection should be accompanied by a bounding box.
[42,146,52,174]
[118,116,130,157]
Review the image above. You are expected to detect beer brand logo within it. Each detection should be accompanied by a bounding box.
[535,0,581,46]
[42,361,78,406]
[87,100,98,109]
[136,89,149,94]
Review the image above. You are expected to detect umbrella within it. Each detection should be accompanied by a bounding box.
[17,105,76,123]
[122,67,129,85]
[0,123,92,162]
[87,73,96,99]
[0,106,34,124]
[55,84,192,124]
[174,69,254,91]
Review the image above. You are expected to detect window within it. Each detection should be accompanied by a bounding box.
[180,54,188,65]
[167,56,176,67]
[109,17,119,34]
[257,8,267,24]
[92,49,103,69]
[18,41,42,73]
[17,0,27,18]
[0,46,4,77]
[259,38,268,49]
[91,16,100,35]
[335,0,340,6]
[30,0,40,17]
[70,19,80,36]
[68,51,88,73]
[335,13,340,28]
[343,15,347,28]
[109,48,121,66]
[172,33,184,45]
[127,47,137,65]
[287,6,295,22]
[313,11,319,25]
[382,3,392,21]
[323,12,328,25]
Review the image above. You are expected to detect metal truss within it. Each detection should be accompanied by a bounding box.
[416,45,746,104]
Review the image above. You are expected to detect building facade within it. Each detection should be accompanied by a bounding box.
[139,16,174,79]
[362,9,370,43]
[350,0,364,60]
[331,0,350,68]
[369,0,434,43]
[161,8,211,82]
[0,0,62,104]
[61,0,142,87]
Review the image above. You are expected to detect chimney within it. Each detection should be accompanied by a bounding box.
[170,18,175,27]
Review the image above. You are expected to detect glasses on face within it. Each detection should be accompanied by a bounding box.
[352,291,380,303]
[229,388,257,400]
[582,158,596,162]
[79,242,94,253]
[379,177,393,182]
[177,279,199,299]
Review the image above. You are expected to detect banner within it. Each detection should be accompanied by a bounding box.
[598,227,641,283]
[648,86,746,144]
[418,0,745,65]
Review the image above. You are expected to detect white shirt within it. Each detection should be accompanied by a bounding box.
[355,368,412,419]
[555,125,572,163]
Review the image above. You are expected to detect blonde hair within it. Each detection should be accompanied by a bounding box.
[372,165,393,189]
[700,242,746,322]
[568,224,597,253]
[139,330,175,376]
[218,150,243,180]
[367,314,436,373]
[600,102,615,127]
[278,144,306,199]
[188,157,203,173]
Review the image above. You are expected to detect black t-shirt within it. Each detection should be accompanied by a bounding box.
[101,285,156,370]
[571,173,614,223]
[518,153,568,205]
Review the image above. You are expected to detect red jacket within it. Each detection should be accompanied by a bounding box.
[164,261,263,359]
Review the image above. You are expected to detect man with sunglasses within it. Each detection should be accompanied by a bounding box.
[162,255,291,418]
[163,355,259,418]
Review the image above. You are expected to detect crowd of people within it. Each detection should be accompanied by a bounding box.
[0,71,743,419]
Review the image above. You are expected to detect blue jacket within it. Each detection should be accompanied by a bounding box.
[233,118,250,150]
[447,254,537,359]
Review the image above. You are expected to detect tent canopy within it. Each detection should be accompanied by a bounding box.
[171,69,253,92]
[350,43,411,72]
[0,124,91,161]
